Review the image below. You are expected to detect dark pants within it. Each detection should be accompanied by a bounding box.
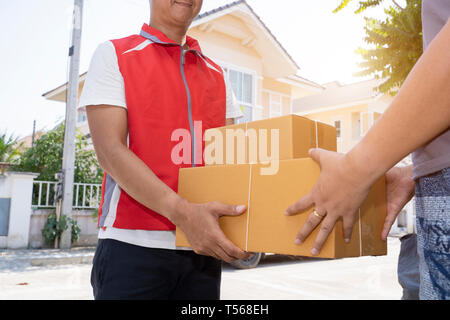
[397,234,420,300]
[90,239,222,300]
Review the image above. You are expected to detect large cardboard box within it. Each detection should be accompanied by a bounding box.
[175,158,387,259]
[204,115,337,166]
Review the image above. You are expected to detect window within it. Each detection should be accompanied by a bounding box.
[263,90,290,118]
[334,120,341,139]
[229,69,253,105]
[223,67,255,124]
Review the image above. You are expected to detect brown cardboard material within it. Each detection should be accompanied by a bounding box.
[175,158,387,259]
[204,115,337,166]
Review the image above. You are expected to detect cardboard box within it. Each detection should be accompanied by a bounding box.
[204,115,337,166]
[175,158,387,259]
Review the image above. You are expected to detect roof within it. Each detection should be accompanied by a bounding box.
[42,72,87,101]
[194,0,300,70]
[43,0,320,101]
[282,74,325,90]
[292,79,383,114]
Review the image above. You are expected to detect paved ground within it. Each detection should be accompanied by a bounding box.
[0,237,403,300]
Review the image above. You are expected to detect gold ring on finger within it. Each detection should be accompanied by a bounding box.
[313,209,325,219]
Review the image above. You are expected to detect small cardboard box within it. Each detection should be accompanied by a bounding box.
[175,158,387,259]
[204,115,337,165]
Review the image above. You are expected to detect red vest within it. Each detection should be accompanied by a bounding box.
[97,24,226,231]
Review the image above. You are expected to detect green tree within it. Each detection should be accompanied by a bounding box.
[334,0,389,14]
[0,132,23,173]
[335,0,423,95]
[14,123,103,183]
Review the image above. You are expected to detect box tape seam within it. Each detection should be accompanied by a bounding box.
[245,163,252,252]
[358,208,362,256]
[314,120,318,148]
[245,122,248,163]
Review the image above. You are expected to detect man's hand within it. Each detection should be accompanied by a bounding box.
[381,165,415,240]
[173,200,251,263]
[285,148,373,256]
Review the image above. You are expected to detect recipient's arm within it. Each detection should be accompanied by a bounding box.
[286,19,450,255]
[348,19,450,182]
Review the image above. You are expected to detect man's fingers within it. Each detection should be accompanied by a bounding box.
[196,246,221,261]
[212,245,235,263]
[311,215,338,256]
[294,208,325,245]
[285,192,314,216]
[215,228,250,261]
[217,239,249,262]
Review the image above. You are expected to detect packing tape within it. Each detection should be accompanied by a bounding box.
[358,208,362,256]
[314,120,319,148]
[245,164,252,251]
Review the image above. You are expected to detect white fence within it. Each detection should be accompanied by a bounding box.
[32,181,102,209]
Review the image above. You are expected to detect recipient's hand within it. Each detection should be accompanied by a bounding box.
[381,165,415,240]
[173,200,251,263]
[285,148,374,256]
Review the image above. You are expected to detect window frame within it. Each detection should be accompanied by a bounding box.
[215,60,258,124]
[332,116,343,142]
[263,89,291,119]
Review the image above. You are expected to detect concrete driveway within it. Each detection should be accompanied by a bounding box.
[221,237,402,300]
[0,237,402,300]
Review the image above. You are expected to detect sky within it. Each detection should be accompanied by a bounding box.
[0,0,398,139]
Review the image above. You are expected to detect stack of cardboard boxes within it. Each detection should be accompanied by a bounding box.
[176,115,387,259]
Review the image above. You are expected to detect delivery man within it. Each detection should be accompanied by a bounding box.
[80,0,250,300]
[286,0,450,300]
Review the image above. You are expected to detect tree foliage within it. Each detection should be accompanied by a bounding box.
[335,0,423,95]
[0,132,22,164]
[334,0,385,14]
[13,123,103,183]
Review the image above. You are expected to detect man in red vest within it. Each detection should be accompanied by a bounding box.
[81,0,250,300]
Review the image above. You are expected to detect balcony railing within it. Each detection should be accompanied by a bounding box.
[32,181,102,209]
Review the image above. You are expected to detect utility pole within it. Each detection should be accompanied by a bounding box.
[60,0,83,249]
[31,120,36,146]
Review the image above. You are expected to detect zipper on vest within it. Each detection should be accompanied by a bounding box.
[179,47,196,167]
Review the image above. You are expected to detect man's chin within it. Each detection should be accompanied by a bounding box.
[170,12,195,27]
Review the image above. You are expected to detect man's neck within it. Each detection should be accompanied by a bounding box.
[149,21,188,47]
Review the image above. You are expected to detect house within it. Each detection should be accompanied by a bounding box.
[15,131,45,151]
[292,79,394,153]
[42,0,324,136]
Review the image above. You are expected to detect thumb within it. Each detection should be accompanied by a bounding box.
[212,202,247,217]
[381,210,398,240]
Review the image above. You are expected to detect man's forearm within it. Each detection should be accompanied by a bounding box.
[99,143,185,223]
[346,20,450,183]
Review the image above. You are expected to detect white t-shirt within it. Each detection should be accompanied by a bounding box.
[79,41,243,250]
